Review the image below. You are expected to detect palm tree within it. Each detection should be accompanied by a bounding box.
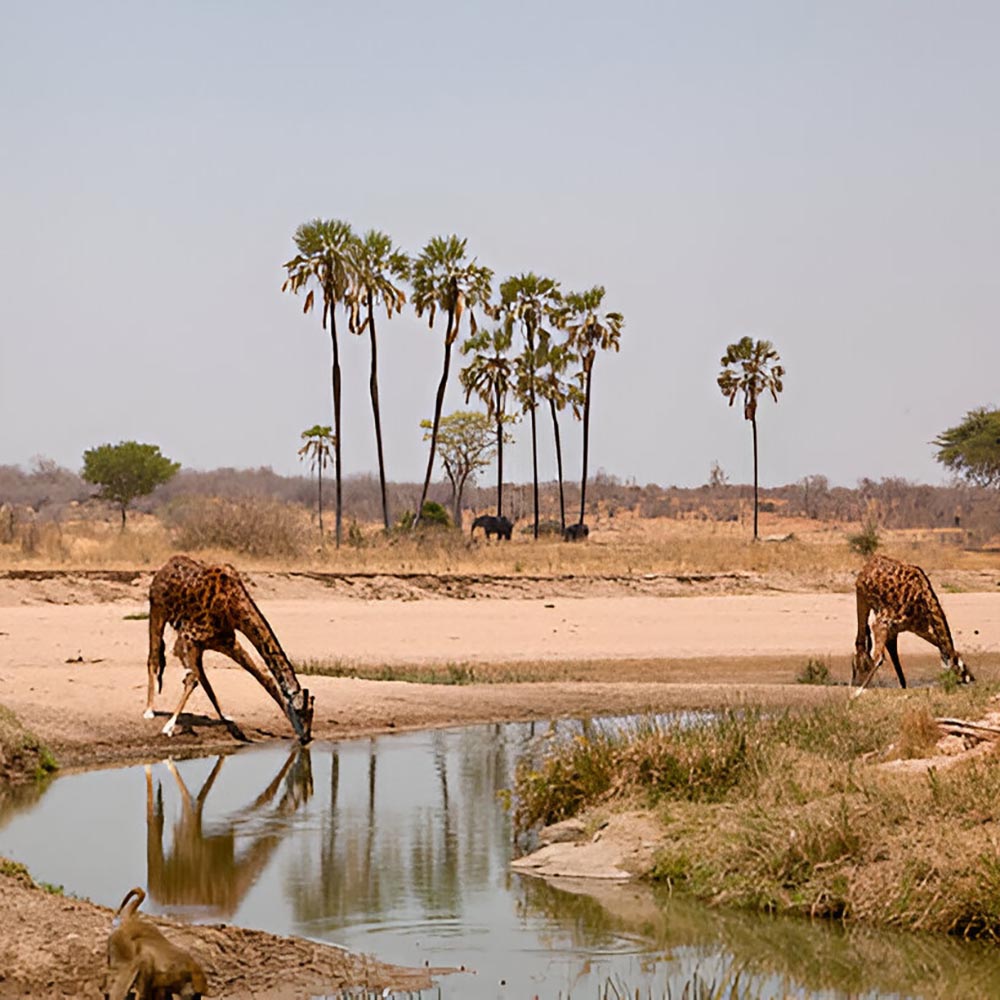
[298,425,334,538]
[717,335,785,540]
[499,273,562,539]
[536,340,583,533]
[562,286,624,528]
[282,219,355,548]
[461,325,517,518]
[347,230,409,531]
[410,235,493,528]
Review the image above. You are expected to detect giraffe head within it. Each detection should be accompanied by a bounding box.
[851,648,878,690]
[943,654,974,686]
[284,688,315,744]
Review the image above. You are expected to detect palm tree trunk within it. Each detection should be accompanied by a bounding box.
[415,306,456,528]
[317,461,324,537]
[495,385,504,519]
[579,361,593,525]
[367,290,390,531]
[549,397,566,532]
[752,414,759,541]
[527,330,539,539]
[326,299,343,549]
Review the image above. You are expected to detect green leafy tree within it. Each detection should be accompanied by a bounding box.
[421,410,500,527]
[298,424,335,538]
[347,230,409,531]
[461,325,517,518]
[81,441,179,529]
[561,286,624,529]
[500,273,562,538]
[411,235,493,528]
[282,218,356,548]
[934,407,1000,487]
[717,336,785,540]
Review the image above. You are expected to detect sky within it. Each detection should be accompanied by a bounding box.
[2,1,997,491]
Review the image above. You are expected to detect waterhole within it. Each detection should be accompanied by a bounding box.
[1,720,997,999]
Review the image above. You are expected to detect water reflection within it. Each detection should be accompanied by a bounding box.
[145,747,313,919]
[1,722,1000,1000]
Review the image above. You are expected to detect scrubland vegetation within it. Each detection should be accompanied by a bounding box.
[511,684,1000,938]
[1,462,998,578]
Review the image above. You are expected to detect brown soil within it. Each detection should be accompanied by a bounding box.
[1,568,998,997]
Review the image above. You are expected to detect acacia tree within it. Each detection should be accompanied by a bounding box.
[81,441,179,529]
[934,407,1000,487]
[717,336,785,540]
[562,286,624,529]
[298,424,334,538]
[460,325,517,518]
[282,218,355,548]
[500,273,562,538]
[420,411,499,527]
[348,230,409,530]
[410,235,493,528]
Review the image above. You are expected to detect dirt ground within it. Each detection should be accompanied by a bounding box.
[1,568,999,998]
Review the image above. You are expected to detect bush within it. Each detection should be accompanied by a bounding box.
[848,518,881,556]
[395,501,451,530]
[797,658,832,685]
[164,496,310,557]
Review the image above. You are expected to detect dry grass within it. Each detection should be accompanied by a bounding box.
[0,507,995,584]
[510,682,1000,938]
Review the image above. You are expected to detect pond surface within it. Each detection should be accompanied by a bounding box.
[1,720,999,1000]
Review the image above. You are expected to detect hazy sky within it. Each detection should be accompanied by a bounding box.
[2,2,997,490]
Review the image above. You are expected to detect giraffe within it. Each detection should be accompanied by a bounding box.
[145,749,312,919]
[852,553,974,691]
[146,555,314,743]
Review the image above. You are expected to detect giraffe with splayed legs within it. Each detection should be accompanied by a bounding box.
[852,554,974,692]
[147,555,314,743]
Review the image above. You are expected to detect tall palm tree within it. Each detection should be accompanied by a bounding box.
[562,286,624,528]
[499,273,562,539]
[536,340,583,534]
[461,326,517,518]
[410,235,493,528]
[347,230,409,531]
[297,424,335,538]
[282,219,355,548]
[717,335,785,540]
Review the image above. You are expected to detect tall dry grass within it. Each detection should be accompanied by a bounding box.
[0,500,996,582]
[509,683,1000,938]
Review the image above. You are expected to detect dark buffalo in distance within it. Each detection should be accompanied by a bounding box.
[563,522,590,542]
[471,515,514,541]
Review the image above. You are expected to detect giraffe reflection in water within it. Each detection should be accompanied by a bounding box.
[145,746,313,919]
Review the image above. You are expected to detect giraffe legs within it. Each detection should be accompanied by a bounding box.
[145,601,169,719]
[162,636,251,741]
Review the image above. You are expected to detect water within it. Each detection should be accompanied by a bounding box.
[1,720,998,1000]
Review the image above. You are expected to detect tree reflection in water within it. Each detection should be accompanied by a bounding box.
[145,746,313,919]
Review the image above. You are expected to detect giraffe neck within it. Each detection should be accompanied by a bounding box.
[915,569,958,661]
[234,585,303,701]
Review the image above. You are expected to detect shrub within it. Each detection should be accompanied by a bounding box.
[164,496,310,557]
[395,501,451,530]
[797,658,832,685]
[848,518,881,556]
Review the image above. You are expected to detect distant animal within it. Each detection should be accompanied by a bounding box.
[147,555,314,743]
[105,886,208,1000]
[852,554,974,691]
[563,522,589,542]
[471,514,513,540]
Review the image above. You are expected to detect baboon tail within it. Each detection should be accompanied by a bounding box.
[115,886,146,922]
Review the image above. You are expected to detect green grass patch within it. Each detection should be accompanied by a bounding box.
[122,610,149,620]
[298,658,482,685]
[0,704,58,783]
